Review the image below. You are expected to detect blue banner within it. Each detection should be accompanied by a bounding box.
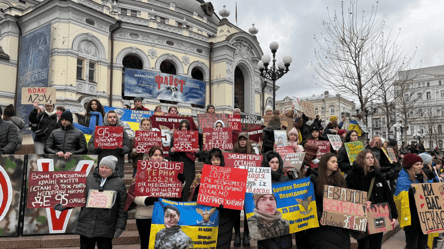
[150,199,219,248]
[15,24,51,133]
[104,107,153,131]
[124,68,206,106]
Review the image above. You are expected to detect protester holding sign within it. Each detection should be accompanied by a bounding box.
[262,114,281,154]
[232,132,255,155]
[29,101,58,154]
[75,156,128,248]
[169,119,200,201]
[73,99,105,135]
[88,110,131,178]
[337,130,359,175]
[287,127,304,152]
[394,154,428,249]
[309,153,349,249]
[346,150,398,249]
[129,118,152,177]
[301,126,328,147]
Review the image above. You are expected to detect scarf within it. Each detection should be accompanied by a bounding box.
[45,110,57,116]
[188,172,202,201]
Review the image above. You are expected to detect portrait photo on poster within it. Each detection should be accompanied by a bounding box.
[274,130,288,147]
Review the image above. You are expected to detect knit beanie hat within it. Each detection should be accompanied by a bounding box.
[233,108,241,114]
[99,156,118,172]
[288,127,298,136]
[3,104,15,117]
[418,153,432,165]
[265,105,273,113]
[134,97,143,102]
[206,104,215,112]
[403,153,422,169]
[60,111,73,123]
[253,193,276,207]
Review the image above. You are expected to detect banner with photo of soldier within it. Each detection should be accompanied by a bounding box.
[150,199,219,249]
[104,106,153,132]
[245,177,319,240]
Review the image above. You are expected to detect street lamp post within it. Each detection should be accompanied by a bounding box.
[258,41,292,110]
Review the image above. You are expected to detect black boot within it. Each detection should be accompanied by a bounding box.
[233,232,241,247]
[242,232,250,247]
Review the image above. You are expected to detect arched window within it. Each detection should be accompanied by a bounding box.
[191,67,204,81]
[160,60,176,75]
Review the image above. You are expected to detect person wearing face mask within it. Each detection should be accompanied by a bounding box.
[337,130,359,175]
[74,155,128,249]
[129,118,152,177]
[154,205,191,249]
[257,151,293,249]
[346,150,398,249]
[29,101,59,154]
[394,154,428,249]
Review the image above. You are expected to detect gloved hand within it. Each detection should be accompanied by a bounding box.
[114,228,124,238]
[178,173,186,183]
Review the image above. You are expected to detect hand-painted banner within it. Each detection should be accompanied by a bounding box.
[150,199,219,249]
[21,87,56,105]
[27,171,87,209]
[197,165,248,210]
[228,114,242,131]
[135,161,184,198]
[94,126,124,149]
[150,115,197,156]
[306,140,331,157]
[23,155,97,235]
[412,182,444,234]
[367,202,393,234]
[300,101,315,119]
[198,113,229,129]
[239,166,272,194]
[275,146,295,155]
[344,141,364,165]
[274,130,288,147]
[322,185,367,232]
[86,190,116,209]
[0,155,25,237]
[173,130,199,152]
[245,177,319,240]
[223,153,263,168]
[134,130,162,153]
[282,153,305,170]
[381,148,393,164]
[386,148,398,163]
[203,128,233,151]
[241,114,262,131]
[124,68,206,105]
[104,106,153,132]
[327,134,343,151]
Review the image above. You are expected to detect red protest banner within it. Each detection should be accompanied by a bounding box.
[228,114,242,131]
[27,171,87,208]
[94,126,124,149]
[198,113,229,128]
[197,164,248,210]
[172,130,199,152]
[275,146,295,155]
[232,128,263,143]
[307,140,331,157]
[223,153,263,168]
[134,160,184,198]
[134,130,162,153]
[203,127,233,151]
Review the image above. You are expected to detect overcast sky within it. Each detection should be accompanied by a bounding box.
[210,0,444,101]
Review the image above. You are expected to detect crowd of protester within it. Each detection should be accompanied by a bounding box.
[1,98,443,249]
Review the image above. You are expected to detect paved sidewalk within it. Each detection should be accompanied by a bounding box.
[382,229,405,248]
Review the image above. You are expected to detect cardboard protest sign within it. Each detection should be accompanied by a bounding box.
[239,166,272,194]
[300,101,315,119]
[228,114,242,131]
[134,130,162,153]
[21,87,56,105]
[381,147,393,164]
[94,126,124,149]
[282,153,305,170]
[274,130,288,147]
[86,190,116,209]
[150,115,197,156]
[306,140,331,157]
[23,154,97,235]
[197,165,248,210]
[327,134,343,151]
[0,155,25,237]
[245,177,319,240]
[344,141,364,164]
[275,146,295,155]
[241,114,262,130]
[412,182,444,234]
[172,130,199,152]
[27,171,87,209]
[135,161,184,198]
[223,153,263,168]
[198,113,229,129]
[263,114,292,128]
[367,202,393,234]
[203,127,233,151]
[150,198,220,249]
[386,147,398,163]
[322,185,367,231]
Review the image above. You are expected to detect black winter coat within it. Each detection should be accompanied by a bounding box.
[169,136,196,201]
[337,147,352,174]
[345,163,398,219]
[75,167,128,239]
[262,127,276,154]
[45,124,87,154]
[29,109,58,143]
[0,119,19,154]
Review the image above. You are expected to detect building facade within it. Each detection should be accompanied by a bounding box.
[0,0,274,123]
